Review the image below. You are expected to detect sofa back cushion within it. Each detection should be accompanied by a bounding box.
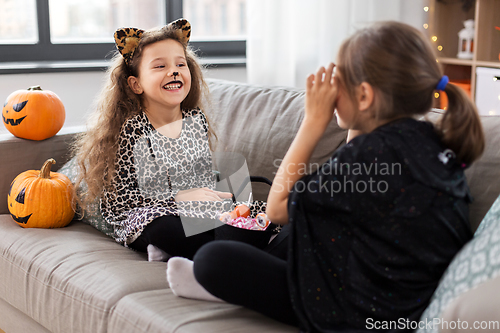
[463,115,500,231]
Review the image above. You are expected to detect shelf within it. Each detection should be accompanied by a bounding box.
[437,59,500,69]
[428,0,500,102]
[437,57,473,66]
[476,60,500,69]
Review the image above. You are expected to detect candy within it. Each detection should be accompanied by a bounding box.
[219,212,232,224]
[218,210,270,231]
[229,204,251,219]
[255,213,270,230]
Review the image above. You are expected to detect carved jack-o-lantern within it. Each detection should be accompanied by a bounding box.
[8,159,75,228]
[2,86,65,141]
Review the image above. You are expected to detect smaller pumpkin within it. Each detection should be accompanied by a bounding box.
[2,86,65,141]
[8,158,75,228]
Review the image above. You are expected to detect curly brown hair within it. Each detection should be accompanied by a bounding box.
[73,24,215,209]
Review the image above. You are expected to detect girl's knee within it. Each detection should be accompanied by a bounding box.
[193,241,228,290]
[193,240,241,285]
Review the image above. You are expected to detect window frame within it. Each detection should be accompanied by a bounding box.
[0,0,245,65]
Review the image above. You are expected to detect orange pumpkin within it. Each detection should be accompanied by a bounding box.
[8,158,75,228]
[2,86,65,140]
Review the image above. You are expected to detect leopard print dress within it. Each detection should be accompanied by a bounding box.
[100,108,266,246]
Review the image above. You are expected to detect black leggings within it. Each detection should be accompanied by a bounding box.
[129,215,290,261]
[193,240,299,327]
[129,215,215,260]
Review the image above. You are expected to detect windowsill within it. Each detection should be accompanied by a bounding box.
[0,56,246,75]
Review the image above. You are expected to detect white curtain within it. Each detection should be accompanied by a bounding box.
[246,0,426,88]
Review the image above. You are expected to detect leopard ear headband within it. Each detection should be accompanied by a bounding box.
[114,19,191,66]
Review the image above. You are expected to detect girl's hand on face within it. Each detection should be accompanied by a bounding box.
[175,187,233,202]
[304,63,338,128]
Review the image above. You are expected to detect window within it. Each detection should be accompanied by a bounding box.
[0,0,246,71]
[184,0,246,39]
[49,0,165,43]
[183,0,246,58]
[0,0,38,44]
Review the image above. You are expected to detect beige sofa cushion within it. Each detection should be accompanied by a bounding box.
[440,274,500,332]
[463,116,500,231]
[108,289,297,333]
[0,216,168,333]
[0,297,50,333]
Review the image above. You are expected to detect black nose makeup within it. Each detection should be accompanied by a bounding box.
[173,72,179,77]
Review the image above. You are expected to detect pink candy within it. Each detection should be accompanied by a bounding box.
[219,212,270,231]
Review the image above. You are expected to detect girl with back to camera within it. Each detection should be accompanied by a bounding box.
[74,19,268,261]
[166,21,485,332]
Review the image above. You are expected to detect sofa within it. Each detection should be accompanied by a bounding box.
[1,78,499,333]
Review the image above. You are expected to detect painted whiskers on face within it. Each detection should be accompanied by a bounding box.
[129,39,192,124]
[163,71,182,90]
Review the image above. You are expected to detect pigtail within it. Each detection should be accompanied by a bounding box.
[437,83,485,165]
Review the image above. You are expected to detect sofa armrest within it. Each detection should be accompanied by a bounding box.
[0,126,84,215]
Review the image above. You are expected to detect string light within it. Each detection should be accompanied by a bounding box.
[424,5,437,55]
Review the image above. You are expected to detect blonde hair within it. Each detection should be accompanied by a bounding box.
[73,24,214,209]
[336,21,484,165]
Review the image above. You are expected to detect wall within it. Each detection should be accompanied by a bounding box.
[0,66,247,135]
[246,0,427,88]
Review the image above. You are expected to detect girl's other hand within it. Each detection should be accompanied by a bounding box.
[175,188,233,202]
[304,63,338,129]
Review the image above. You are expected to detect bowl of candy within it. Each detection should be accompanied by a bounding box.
[215,204,275,249]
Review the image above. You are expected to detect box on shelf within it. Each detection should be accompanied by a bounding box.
[475,67,500,116]
[439,80,471,110]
